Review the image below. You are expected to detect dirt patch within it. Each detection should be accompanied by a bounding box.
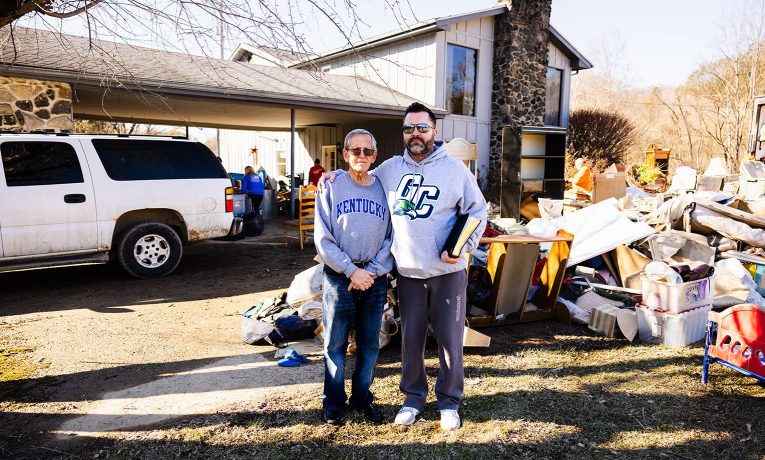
[3,221,765,458]
[0,220,320,455]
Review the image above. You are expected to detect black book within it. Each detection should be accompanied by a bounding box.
[442,213,482,258]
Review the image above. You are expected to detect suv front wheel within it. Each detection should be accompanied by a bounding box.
[117,223,183,278]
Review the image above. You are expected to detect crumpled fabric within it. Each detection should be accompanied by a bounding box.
[714,258,765,307]
[648,194,765,248]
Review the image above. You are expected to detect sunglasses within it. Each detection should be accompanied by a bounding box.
[402,123,433,134]
[348,147,376,157]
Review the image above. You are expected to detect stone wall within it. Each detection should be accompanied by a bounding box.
[0,77,73,132]
[487,0,552,199]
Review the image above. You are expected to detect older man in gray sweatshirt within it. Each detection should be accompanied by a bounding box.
[314,129,393,426]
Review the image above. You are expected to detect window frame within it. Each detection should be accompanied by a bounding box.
[544,66,564,127]
[445,43,479,118]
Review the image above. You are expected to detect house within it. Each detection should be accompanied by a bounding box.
[221,0,591,217]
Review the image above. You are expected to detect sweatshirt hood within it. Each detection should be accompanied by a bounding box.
[402,140,446,166]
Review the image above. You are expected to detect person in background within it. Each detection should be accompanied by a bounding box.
[314,129,393,426]
[309,158,326,186]
[242,165,265,211]
[568,157,593,195]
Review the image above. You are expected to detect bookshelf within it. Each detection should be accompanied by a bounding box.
[500,126,567,220]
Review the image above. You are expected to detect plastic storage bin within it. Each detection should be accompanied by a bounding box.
[233,194,253,217]
[636,304,712,348]
[641,275,713,313]
[739,178,765,199]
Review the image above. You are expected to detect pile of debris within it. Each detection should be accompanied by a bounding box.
[469,157,765,349]
[241,263,400,358]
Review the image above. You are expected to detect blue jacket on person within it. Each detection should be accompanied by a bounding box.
[242,173,264,195]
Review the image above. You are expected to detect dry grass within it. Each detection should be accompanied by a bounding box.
[87,322,765,459]
[0,345,41,412]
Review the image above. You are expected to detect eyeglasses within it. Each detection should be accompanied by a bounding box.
[348,147,376,157]
[402,123,433,134]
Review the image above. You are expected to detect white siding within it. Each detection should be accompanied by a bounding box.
[548,42,573,128]
[219,129,289,176]
[220,127,342,182]
[320,35,438,106]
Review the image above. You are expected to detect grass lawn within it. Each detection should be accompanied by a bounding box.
[71,321,765,459]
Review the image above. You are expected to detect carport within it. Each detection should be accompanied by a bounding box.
[0,26,446,210]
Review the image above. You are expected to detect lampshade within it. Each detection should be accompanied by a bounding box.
[704,157,730,176]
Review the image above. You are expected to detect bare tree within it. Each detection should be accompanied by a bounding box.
[4,1,419,68]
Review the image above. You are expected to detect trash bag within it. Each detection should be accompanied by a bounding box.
[273,315,318,342]
[242,305,275,344]
[242,211,264,237]
[287,264,324,306]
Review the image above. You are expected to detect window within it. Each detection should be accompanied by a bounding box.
[276,149,287,177]
[446,44,477,116]
[545,67,563,126]
[1,141,83,186]
[91,139,228,181]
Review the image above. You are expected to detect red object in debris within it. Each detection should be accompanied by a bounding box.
[702,304,765,384]
[531,257,547,286]
[482,226,501,238]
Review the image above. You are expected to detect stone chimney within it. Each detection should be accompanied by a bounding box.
[487,0,552,199]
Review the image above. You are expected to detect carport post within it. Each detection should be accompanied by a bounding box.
[290,108,296,219]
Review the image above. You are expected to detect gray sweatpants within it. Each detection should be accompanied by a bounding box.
[397,269,467,411]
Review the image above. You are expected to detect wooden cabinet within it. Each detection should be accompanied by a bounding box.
[500,126,567,220]
[467,230,573,327]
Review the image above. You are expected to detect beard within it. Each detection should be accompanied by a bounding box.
[407,137,433,157]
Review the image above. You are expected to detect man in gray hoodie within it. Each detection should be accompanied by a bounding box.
[321,102,487,430]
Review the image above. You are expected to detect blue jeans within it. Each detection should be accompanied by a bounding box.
[322,267,386,411]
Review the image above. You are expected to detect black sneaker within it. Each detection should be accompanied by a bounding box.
[322,408,342,425]
[355,404,384,424]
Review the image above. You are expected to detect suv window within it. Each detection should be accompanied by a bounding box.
[1,141,84,187]
[92,139,228,181]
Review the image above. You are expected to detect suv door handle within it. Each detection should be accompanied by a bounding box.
[64,194,86,203]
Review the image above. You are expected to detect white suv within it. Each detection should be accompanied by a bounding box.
[0,134,241,278]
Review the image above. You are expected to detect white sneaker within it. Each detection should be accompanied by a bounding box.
[440,409,461,430]
[393,406,420,426]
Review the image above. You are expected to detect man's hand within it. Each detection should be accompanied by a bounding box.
[441,251,460,265]
[317,171,337,192]
[348,268,374,291]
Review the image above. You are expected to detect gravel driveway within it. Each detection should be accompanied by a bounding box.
[0,221,320,456]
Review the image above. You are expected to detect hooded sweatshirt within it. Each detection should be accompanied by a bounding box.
[338,141,487,279]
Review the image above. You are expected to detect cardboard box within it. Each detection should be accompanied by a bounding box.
[636,304,712,348]
[592,172,626,204]
[588,304,621,337]
[463,327,491,347]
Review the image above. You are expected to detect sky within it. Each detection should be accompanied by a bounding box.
[292,0,762,88]
[33,0,763,89]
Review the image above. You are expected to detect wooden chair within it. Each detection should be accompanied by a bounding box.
[284,185,317,249]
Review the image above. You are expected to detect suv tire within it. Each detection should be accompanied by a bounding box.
[117,223,183,278]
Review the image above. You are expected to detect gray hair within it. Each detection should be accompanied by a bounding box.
[343,129,377,151]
